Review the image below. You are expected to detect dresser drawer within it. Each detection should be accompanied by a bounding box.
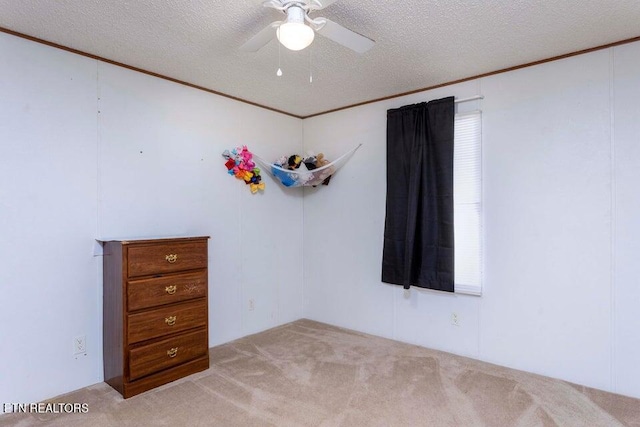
[129,329,208,381]
[127,240,207,278]
[127,270,207,311]
[127,299,207,344]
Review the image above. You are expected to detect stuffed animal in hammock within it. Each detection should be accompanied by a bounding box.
[287,155,302,170]
[316,153,335,185]
[303,155,317,170]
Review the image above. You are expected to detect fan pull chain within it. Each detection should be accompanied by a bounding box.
[277,34,283,77]
[309,47,313,83]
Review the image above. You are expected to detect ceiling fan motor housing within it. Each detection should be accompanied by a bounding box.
[284,4,306,24]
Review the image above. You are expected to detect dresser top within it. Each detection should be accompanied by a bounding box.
[97,236,210,245]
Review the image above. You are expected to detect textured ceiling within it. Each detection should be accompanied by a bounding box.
[1,0,640,117]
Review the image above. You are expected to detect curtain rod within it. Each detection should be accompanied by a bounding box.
[455,95,484,104]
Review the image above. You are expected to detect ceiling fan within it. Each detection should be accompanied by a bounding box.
[240,0,375,53]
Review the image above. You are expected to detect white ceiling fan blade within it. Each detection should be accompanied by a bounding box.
[240,21,281,52]
[316,18,375,53]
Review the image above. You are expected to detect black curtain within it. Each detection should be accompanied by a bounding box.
[382,96,455,291]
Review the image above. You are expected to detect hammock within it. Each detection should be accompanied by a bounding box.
[254,144,362,188]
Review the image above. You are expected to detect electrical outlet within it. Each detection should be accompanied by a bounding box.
[451,313,460,327]
[248,299,255,311]
[74,335,86,355]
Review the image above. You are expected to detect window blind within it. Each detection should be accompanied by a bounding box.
[454,111,482,295]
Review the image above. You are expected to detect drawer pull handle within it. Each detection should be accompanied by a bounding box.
[167,347,178,358]
[165,254,178,263]
[165,285,177,295]
[165,316,177,326]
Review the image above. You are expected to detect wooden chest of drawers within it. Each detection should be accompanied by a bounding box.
[102,236,210,398]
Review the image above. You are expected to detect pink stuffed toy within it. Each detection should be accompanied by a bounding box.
[222,145,264,193]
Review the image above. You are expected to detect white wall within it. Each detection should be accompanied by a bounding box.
[96,62,304,344]
[303,41,640,399]
[0,32,100,406]
[612,41,640,398]
[2,28,639,405]
[0,32,304,404]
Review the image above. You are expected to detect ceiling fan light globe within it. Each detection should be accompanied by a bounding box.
[277,23,315,51]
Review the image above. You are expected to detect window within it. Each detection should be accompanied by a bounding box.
[454,111,482,295]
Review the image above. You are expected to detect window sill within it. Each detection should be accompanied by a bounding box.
[454,284,482,296]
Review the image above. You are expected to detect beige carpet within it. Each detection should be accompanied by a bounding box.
[2,319,640,426]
